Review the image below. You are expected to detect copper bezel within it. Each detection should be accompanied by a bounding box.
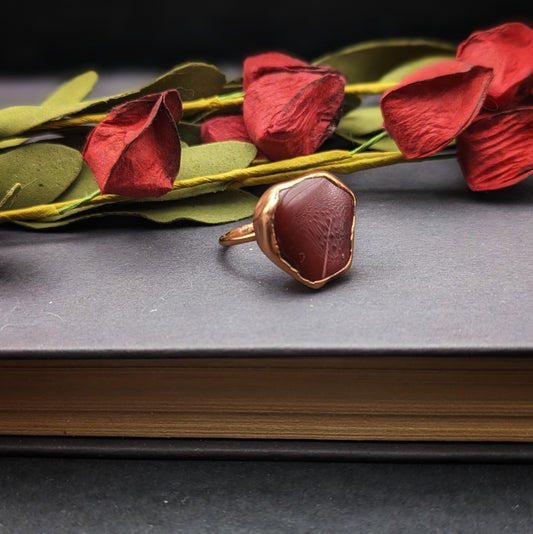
[252,171,356,289]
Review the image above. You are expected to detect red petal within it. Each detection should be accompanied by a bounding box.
[200,115,266,159]
[201,115,249,143]
[456,107,533,191]
[243,68,345,160]
[457,22,533,107]
[242,52,309,90]
[82,90,182,198]
[380,60,493,158]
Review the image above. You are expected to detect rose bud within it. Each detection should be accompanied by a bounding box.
[200,115,266,159]
[242,52,346,161]
[242,51,310,89]
[457,106,533,191]
[457,22,533,108]
[82,89,182,198]
[380,60,493,159]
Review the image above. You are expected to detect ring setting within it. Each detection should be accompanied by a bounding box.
[219,171,356,289]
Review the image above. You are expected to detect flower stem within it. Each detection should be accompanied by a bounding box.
[344,81,396,94]
[56,189,101,214]
[38,82,397,130]
[218,90,245,101]
[350,130,389,154]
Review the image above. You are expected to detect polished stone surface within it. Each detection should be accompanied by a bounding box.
[274,177,354,282]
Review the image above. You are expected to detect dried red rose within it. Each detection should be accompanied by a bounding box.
[457,107,533,191]
[457,22,533,108]
[380,60,493,158]
[379,22,533,191]
[242,51,309,89]
[82,90,182,198]
[242,52,346,160]
[200,115,266,159]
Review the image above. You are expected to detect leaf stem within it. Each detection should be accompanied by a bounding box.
[39,82,397,130]
[350,130,389,154]
[56,189,101,214]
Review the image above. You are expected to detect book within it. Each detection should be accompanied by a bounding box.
[1,354,533,441]
[1,113,532,444]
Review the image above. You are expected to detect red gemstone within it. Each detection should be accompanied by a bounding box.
[274,177,354,282]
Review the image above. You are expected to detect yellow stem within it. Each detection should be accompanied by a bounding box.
[234,151,405,188]
[40,81,396,130]
[344,81,396,94]
[0,193,118,222]
[0,150,405,223]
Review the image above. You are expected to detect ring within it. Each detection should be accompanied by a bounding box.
[219,171,356,289]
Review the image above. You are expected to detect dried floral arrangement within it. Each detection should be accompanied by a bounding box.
[0,21,531,230]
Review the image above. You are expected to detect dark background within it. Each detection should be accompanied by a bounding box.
[3,1,532,74]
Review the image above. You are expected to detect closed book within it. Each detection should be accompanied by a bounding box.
[2,154,532,447]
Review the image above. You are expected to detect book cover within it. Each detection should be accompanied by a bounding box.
[2,154,532,445]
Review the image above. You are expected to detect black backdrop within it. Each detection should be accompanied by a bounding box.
[3,1,533,74]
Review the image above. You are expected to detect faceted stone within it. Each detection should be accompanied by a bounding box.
[274,177,354,282]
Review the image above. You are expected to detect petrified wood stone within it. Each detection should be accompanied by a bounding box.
[274,176,355,282]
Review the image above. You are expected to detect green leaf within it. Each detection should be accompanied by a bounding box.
[0,183,21,210]
[141,141,257,202]
[0,71,97,137]
[337,106,385,137]
[0,143,84,209]
[379,55,453,82]
[0,64,226,138]
[0,137,30,149]
[178,141,257,180]
[313,39,456,83]
[336,107,399,151]
[81,62,227,114]
[20,140,256,223]
[0,100,94,138]
[16,189,258,228]
[41,71,99,106]
[54,162,99,203]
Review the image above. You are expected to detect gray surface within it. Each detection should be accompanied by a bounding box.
[1,457,533,533]
[1,157,532,356]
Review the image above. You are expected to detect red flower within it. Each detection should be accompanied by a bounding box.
[457,22,533,108]
[200,115,266,159]
[457,107,533,191]
[242,52,346,161]
[82,90,182,198]
[380,60,493,158]
[242,52,309,89]
[380,22,533,190]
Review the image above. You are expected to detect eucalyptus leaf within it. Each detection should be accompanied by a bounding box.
[0,137,29,149]
[41,71,98,106]
[337,106,384,137]
[313,39,456,83]
[0,100,93,138]
[139,141,257,202]
[80,63,227,114]
[177,141,257,180]
[28,141,257,222]
[0,183,21,210]
[54,162,99,203]
[16,189,258,229]
[0,143,84,209]
[0,64,226,138]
